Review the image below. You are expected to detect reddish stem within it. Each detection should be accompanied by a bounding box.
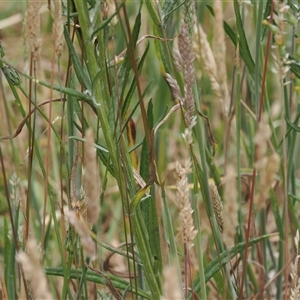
[238,1,275,298]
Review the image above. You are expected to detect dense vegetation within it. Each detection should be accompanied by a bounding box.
[0,0,300,299]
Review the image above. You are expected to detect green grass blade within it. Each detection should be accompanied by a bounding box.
[233,0,255,78]
[64,27,92,90]
[45,267,152,299]
[193,233,276,293]
[4,217,16,300]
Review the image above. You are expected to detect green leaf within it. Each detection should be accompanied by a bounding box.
[206,5,237,46]
[147,186,163,275]
[140,99,154,182]
[73,97,90,132]
[261,0,273,41]
[285,114,300,132]
[64,27,92,90]
[122,43,150,119]
[144,1,172,75]
[131,212,162,298]
[138,100,163,277]
[206,3,254,78]
[162,0,182,25]
[289,54,300,79]
[233,0,255,78]
[153,25,171,75]
[90,3,123,39]
[4,217,16,300]
[67,70,76,169]
[144,0,163,36]
[122,83,153,138]
[5,207,20,300]
[45,267,152,299]
[118,8,142,102]
[193,233,275,294]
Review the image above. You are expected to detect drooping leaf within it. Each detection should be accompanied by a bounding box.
[45,267,151,299]
[193,233,275,294]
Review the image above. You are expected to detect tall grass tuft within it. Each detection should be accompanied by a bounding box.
[1,1,300,299]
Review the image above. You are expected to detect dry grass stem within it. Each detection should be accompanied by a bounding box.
[154,103,181,135]
[50,0,64,56]
[161,264,182,299]
[16,238,52,299]
[222,165,238,247]
[254,116,273,210]
[255,153,280,211]
[25,0,42,60]
[175,159,197,249]
[83,128,101,226]
[290,230,300,300]
[254,117,271,170]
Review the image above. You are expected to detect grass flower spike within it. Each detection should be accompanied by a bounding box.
[175,159,197,249]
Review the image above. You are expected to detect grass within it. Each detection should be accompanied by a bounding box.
[0,0,300,299]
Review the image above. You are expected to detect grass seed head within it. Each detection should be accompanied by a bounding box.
[175,159,197,249]
[209,181,223,233]
[16,238,52,299]
[25,0,42,61]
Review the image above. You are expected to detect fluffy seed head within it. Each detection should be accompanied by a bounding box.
[182,116,197,145]
[178,23,195,124]
[16,238,52,299]
[25,0,42,61]
[66,210,97,260]
[165,73,183,104]
[50,0,64,56]
[175,160,197,249]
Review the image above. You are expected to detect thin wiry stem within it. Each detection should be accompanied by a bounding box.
[239,1,275,298]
